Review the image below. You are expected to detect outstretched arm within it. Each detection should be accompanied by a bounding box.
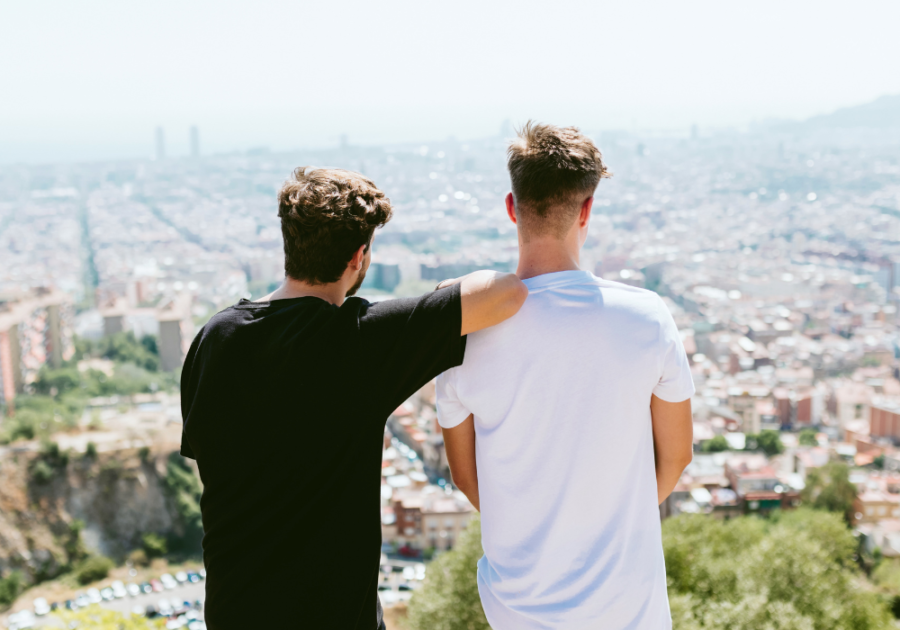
[651,395,693,505]
[436,271,528,336]
[443,414,480,511]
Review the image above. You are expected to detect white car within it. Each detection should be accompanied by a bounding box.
[32,598,50,616]
[175,571,188,584]
[112,580,128,598]
[161,573,178,590]
[187,622,207,630]
[127,582,141,597]
[7,610,35,629]
[158,599,174,616]
[87,588,103,604]
[100,587,115,601]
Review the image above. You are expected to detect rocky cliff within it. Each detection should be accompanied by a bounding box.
[0,444,199,588]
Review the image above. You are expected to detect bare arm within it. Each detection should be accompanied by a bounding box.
[436,271,528,336]
[443,414,479,511]
[651,395,693,505]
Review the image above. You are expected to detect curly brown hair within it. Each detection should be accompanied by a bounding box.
[507,121,610,239]
[277,167,393,284]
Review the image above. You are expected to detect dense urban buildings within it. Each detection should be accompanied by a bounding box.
[2,100,900,621]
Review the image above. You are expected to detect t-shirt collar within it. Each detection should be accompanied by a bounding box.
[522,269,594,291]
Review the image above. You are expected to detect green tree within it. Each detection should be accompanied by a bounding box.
[662,511,891,629]
[745,429,785,456]
[0,571,21,608]
[407,516,489,630]
[798,428,819,446]
[74,556,113,585]
[702,435,730,453]
[163,453,203,552]
[142,532,168,558]
[801,461,858,523]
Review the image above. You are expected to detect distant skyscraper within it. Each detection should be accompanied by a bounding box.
[155,127,165,161]
[190,125,200,158]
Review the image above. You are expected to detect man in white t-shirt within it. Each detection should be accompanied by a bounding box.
[435,122,695,630]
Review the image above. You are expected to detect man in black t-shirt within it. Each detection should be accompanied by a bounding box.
[180,167,527,630]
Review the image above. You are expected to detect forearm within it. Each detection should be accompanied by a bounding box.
[655,457,686,505]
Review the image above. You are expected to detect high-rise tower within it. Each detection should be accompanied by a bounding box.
[190,125,200,158]
[155,127,166,161]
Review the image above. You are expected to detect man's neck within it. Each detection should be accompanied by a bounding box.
[258,276,348,306]
[516,238,582,281]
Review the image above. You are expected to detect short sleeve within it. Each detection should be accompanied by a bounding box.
[435,368,471,430]
[652,296,696,403]
[358,283,467,414]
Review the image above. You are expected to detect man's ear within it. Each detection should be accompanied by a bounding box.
[505,192,517,225]
[350,243,367,270]
[579,196,594,227]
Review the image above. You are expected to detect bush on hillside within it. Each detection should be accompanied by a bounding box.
[664,509,891,629]
[163,453,203,553]
[801,461,858,523]
[406,509,893,630]
[142,533,167,559]
[407,516,489,630]
[0,571,22,608]
[74,556,113,585]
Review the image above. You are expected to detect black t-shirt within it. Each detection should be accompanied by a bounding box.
[179,285,466,630]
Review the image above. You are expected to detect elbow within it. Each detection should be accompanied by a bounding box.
[451,472,477,495]
[675,448,694,472]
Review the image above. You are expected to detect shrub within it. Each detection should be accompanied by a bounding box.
[142,533,167,559]
[128,549,149,568]
[74,556,113,585]
[0,571,22,608]
[702,435,730,453]
[85,441,98,460]
[744,429,784,456]
[798,428,818,446]
[407,516,488,630]
[138,446,151,462]
[801,461,857,523]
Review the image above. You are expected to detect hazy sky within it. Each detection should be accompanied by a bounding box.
[2,0,898,163]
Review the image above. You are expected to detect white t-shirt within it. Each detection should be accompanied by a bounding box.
[436,270,695,630]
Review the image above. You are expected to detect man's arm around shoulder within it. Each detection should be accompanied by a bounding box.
[436,271,528,335]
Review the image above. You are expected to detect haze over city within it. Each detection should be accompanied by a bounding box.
[2,0,899,163]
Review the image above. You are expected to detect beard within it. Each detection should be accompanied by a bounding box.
[345,257,370,297]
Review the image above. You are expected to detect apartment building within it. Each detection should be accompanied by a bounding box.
[0,288,74,408]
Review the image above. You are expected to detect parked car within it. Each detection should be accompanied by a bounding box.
[100,587,115,601]
[150,579,164,592]
[6,609,35,630]
[127,582,141,597]
[87,588,103,604]
[112,580,128,598]
[160,573,178,590]
[175,571,188,584]
[158,598,174,617]
[33,598,50,616]
[186,571,201,583]
[141,581,153,594]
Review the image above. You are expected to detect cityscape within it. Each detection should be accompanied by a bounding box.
[2,93,900,628]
